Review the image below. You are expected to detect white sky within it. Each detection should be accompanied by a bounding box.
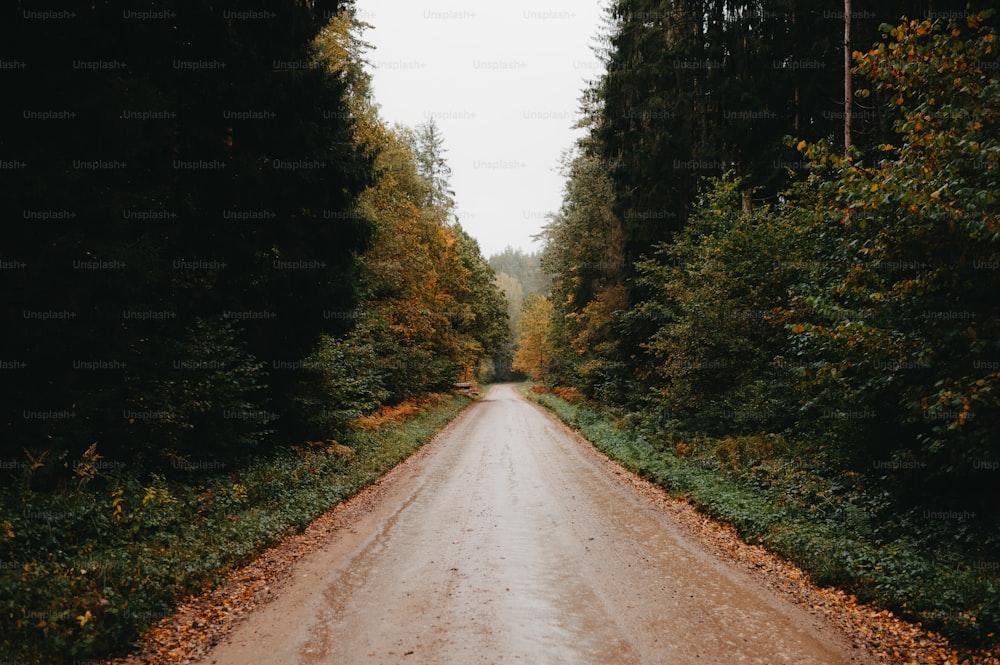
[357,0,610,257]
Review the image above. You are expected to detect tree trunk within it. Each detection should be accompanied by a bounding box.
[792,8,800,133]
[844,0,853,154]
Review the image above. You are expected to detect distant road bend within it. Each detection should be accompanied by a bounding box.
[196,384,876,665]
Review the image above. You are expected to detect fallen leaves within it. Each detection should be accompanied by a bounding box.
[100,410,1000,665]
[605,460,1000,664]
[350,393,449,430]
[99,441,444,665]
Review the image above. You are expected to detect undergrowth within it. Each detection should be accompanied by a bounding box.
[521,384,1000,652]
[0,393,475,664]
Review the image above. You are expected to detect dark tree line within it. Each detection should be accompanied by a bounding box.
[0,0,509,480]
[596,0,975,274]
[531,3,999,642]
[538,1,998,509]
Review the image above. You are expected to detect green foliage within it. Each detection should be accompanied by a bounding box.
[552,0,986,415]
[293,332,389,436]
[450,226,514,379]
[523,385,1000,649]
[0,394,474,665]
[493,271,525,341]
[512,295,555,382]
[0,0,375,471]
[488,247,551,300]
[788,14,1000,502]
[487,248,550,380]
[542,2,1000,588]
[412,119,456,215]
[593,0,857,309]
[636,176,831,436]
[131,317,274,466]
[350,118,510,399]
[539,150,629,397]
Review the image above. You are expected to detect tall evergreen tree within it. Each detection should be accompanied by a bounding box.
[413,118,456,217]
[0,0,374,472]
[545,0,980,408]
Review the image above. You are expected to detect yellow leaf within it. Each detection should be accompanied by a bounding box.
[76,610,93,628]
[796,140,807,152]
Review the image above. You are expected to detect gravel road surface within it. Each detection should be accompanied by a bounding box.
[196,384,875,665]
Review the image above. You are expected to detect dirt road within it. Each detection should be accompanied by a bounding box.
[196,384,874,664]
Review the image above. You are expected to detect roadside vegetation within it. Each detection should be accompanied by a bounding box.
[522,3,1000,654]
[523,385,999,655]
[0,393,475,664]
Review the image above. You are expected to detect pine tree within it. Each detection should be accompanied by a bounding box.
[413,118,456,218]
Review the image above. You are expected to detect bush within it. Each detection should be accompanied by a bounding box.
[635,177,830,439]
[291,332,389,438]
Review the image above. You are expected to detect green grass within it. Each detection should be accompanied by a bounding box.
[0,393,475,664]
[521,384,1000,650]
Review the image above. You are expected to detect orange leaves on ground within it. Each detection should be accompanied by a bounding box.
[350,394,447,431]
[552,386,583,403]
[600,460,1000,665]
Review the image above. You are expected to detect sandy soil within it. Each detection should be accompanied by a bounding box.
[188,384,877,665]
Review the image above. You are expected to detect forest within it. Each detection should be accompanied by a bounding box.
[3,0,999,661]
[519,0,1000,651]
[0,1,509,661]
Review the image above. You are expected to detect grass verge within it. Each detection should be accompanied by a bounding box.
[0,392,475,665]
[521,384,1000,653]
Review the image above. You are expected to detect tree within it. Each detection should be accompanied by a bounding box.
[439,225,513,383]
[413,118,456,217]
[487,248,550,299]
[0,0,374,472]
[540,150,628,396]
[845,0,854,152]
[790,13,1000,509]
[636,176,830,435]
[512,295,555,382]
[348,122,457,398]
[335,91,509,398]
[494,271,524,337]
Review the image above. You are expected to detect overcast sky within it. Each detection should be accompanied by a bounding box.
[357,0,610,258]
